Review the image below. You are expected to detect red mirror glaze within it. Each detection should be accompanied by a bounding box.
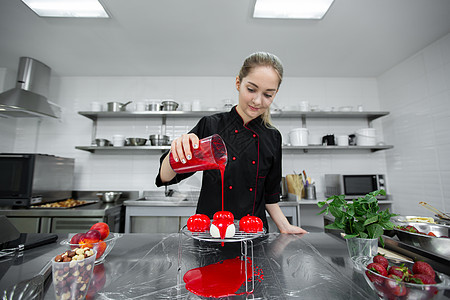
[187,214,211,232]
[213,211,234,222]
[239,215,263,233]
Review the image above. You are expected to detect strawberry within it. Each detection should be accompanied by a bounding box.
[427,232,436,237]
[410,274,436,284]
[388,265,411,280]
[412,261,436,278]
[366,263,388,284]
[373,254,389,270]
[385,274,407,296]
[404,225,418,233]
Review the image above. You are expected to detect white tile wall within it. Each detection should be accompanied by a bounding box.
[1,69,387,199]
[378,33,450,216]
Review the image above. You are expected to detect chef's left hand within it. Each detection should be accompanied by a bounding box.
[280,224,308,234]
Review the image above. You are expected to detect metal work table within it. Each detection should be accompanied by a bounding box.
[0,232,381,299]
[0,201,122,218]
[0,192,136,233]
[124,198,300,233]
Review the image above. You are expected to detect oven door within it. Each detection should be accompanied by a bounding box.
[0,154,35,206]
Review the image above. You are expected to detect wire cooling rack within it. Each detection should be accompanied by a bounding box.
[180,223,266,243]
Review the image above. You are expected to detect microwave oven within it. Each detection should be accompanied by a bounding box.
[324,174,387,199]
[0,153,75,207]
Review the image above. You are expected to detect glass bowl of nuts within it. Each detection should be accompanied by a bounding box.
[61,232,122,264]
[52,248,97,300]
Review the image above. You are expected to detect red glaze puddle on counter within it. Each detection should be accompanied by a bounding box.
[183,257,263,298]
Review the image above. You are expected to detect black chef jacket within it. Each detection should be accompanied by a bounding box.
[155,106,282,231]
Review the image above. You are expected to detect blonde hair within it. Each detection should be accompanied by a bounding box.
[238,52,283,127]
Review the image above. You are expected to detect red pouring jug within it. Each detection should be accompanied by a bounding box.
[169,134,227,173]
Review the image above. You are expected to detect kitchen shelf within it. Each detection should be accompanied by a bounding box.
[78,110,389,121]
[75,145,393,153]
[76,109,393,153]
[283,145,393,153]
[75,146,170,153]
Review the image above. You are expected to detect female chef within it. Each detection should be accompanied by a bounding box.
[156,52,307,234]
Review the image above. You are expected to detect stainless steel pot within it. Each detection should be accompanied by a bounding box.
[107,101,132,112]
[149,134,170,146]
[161,100,179,111]
[95,138,111,147]
[147,102,161,111]
[97,192,122,203]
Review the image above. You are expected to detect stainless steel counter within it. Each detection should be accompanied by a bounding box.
[0,232,382,299]
[124,198,300,233]
[0,201,122,217]
[0,192,135,233]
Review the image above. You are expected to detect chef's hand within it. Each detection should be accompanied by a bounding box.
[170,133,199,165]
[266,203,309,234]
[279,224,308,234]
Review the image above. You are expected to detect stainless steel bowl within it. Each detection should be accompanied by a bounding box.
[95,138,111,147]
[97,192,122,203]
[149,134,170,146]
[393,221,450,258]
[125,138,147,146]
[161,100,179,111]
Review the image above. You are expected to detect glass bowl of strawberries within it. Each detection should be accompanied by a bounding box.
[355,255,450,299]
[60,222,122,263]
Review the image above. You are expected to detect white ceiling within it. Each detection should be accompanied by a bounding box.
[1,0,450,77]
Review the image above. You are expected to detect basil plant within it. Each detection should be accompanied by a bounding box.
[318,190,398,247]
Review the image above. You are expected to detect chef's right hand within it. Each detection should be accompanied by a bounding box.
[170,133,199,164]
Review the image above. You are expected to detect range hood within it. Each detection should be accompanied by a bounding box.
[0,57,61,118]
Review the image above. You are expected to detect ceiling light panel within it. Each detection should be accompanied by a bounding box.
[253,0,334,20]
[21,0,109,18]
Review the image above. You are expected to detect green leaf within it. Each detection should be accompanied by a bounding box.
[330,206,344,218]
[347,205,355,216]
[324,223,342,230]
[317,201,327,208]
[380,220,395,230]
[317,207,329,215]
[359,232,368,238]
[343,234,358,239]
[363,215,379,226]
[367,223,384,239]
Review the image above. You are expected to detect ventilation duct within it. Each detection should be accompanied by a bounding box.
[0,57,61,118]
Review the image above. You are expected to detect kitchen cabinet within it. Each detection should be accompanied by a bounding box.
[75,110,393,153]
